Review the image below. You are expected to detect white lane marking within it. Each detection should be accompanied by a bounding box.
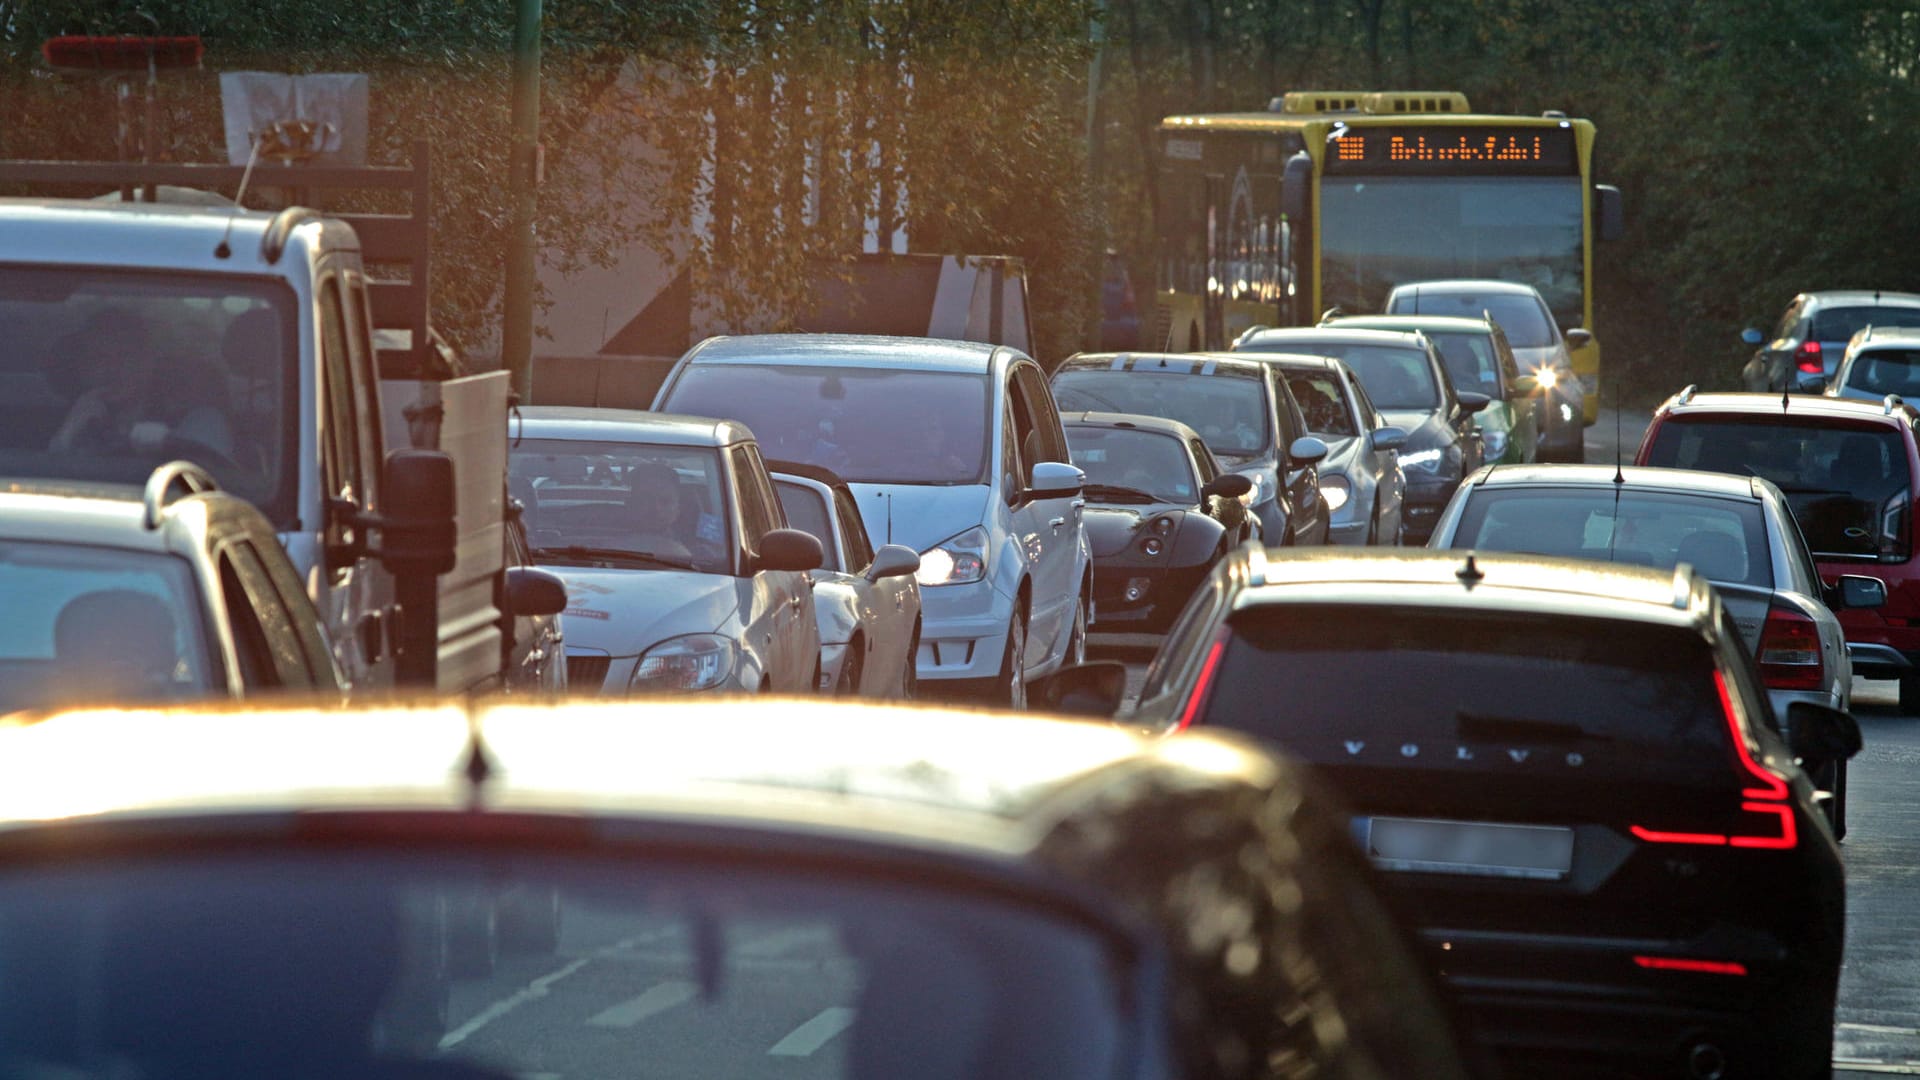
[1842,1023,1920,1037]
[1829,1062,1920,1074]
[438,929,676,1051]
[585,980,698,1028]
[768,1007,856,1057]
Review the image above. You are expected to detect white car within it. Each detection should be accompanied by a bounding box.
[653,334,1092,707]
[771,461,924,696]
[510,407,824,695]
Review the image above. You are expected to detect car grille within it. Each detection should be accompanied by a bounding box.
[566,655,611,688]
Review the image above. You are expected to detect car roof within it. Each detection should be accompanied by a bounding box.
[0,473,245,550]
[1232,547,1713,632]
[1062,411,1206,442]
[766,459,853,494]
[1656,390,1919,426]
[1057,351,1268,378]
[1388,279,1543,298]
[517,407,755,447]
[1329,314,1493,334]
[0,199,342,275]
[1801,290,1920,308]
[1236,327,1426,349]
[0,700,1283,866]
[1853,326,1920,346]
[681,333,1008,375]
[1230,351,1341,370]
[1469,463,1765,501]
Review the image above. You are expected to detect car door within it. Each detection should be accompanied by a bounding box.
[1009,363,1079,664]
[730,443,812,691]
[1269,370,1327,543]
[834,484,915,690]
[1350,374,1405,532]
[1430,341,1483,473]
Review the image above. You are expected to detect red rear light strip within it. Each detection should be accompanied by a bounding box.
[1630,670,1794,849]
[1175,637,1228,732]
[1634,956,1748,976]
[1797,340,1823,374]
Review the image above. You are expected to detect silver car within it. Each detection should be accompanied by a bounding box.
[771,462,924,696]
[1261,353,1408,545]
[1823,324,1920,403]
[510,407,824,695]
[653,334,1092,707]
[1428,463,1887,836]
[1383,279,1588,429]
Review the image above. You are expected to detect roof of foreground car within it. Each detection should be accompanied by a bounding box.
[1062,410,1205,442]
[1467,463,1764,500]
[682,333,1005,374]
[1657,389,1919,423]
[0,477,222,550]
[0,699,1285,860]
[1235,546,1710,629]
[517,406,753,447]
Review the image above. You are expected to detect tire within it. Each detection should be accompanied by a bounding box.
[993,608,1029,710]
[1067,592,1088,667]
[1900,672,1920,716]
[833,643,863,697]
[900,622,920,699]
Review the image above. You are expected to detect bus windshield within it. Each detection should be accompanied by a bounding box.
[1320,177,1583,327]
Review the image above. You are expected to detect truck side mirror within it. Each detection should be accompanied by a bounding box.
[504,566,568,617]
[376,449,459,578]
[1594,184,1625,242]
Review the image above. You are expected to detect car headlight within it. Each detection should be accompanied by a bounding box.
[1533,366,1560,389]
[1321,474,1351,512]
[630,633,738,692]
[1482,428,1509,458]
[917,525,989,586]
[1237,471,1274,507]
[1400,447,1445,472]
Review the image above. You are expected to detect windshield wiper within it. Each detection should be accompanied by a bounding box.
[531,545,702,572]
[1081,482,1163,503]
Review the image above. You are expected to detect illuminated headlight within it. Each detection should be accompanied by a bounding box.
[630,634,737,692]
[1559,402,1575,422]
[1141,536,1164,556]
[1400,447,1445,472]
[916,525,989,586]
[1483,429,1509,458]
[1534,366,1560,389]
[1238,471,1274,506]
[1321,474,1351,512]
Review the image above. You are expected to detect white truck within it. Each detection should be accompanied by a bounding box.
[0,142,547,693]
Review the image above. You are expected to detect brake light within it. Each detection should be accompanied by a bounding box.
[1175,633,1229,732]
[1630,670,1796,849]
[1756,605,1822,691]
[1796,340,1823,374]
[1634,956,1748,976]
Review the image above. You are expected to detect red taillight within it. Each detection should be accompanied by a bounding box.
[1630,670,1796,849]
[1756,605,1822,691]
[1796,340,1823,374]
[1174,634,1229,732]
[1634,956,1749,976]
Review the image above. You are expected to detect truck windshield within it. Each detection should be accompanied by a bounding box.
[0,267,297,527]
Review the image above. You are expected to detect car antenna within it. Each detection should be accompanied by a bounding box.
[1456,552,1484,587]
[1613,387,1624,484]
[1782,382,1791,412]
[885,491,893,545]
[460,714,495,807]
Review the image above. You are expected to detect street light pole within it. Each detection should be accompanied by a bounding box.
[502,0,542,402]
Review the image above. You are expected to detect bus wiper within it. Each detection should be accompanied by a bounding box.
[1081,483,1162,503]
[531,545,701,572]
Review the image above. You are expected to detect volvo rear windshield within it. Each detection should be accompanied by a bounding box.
[1642,418,1910,559]
[1207,606,1729,783]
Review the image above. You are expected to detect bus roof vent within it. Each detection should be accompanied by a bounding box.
[1362,92,1472,115]
[1276,91,1370,114]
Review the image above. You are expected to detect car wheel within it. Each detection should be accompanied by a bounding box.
[1067,592,1088,666]
[900,622,920,699]
[834,644,863,697]
[994,608,1028,710]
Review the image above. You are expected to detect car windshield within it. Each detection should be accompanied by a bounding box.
[510,439,732,574]
[0,267,298,528]
[1446,489,1773,587]
[0,852,1132,1080]
[1242,342,1439,411]
[1643,419,1912,558]
[662,365,990,485]
[1284,371,1359,437]
[1050,368,1272,459]
[773,480,841,571]
[1812,305,1920,342]
[1392,291,1557,349]
[1844,349,1920,397]
[1424,331,1505,396]
[0,540,210,715]
[1065,426,1197,503]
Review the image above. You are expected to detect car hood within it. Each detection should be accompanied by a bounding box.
[1513,344,1569,372]
[544,565,742,655]
[1381,410,1451,451]
[1083,502,1188,557]
[846,484,991,553]
[1316,433,1370,478]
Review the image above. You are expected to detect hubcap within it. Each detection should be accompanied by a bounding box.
[1006,618,1027,709]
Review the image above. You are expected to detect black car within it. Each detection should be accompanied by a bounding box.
[1059,548,1860,1079]
[0,698,1475,1080]
[1063,411,1254,634]
[1233,327,1488,543]
[1050,352,1330,545]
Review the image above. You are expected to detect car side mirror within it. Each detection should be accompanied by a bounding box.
[504,566,568,617]
[1456,391,1492,415]
[1742,327,1765,346]
[1202,473,1253,500]
[1288,436,1328,467]
[1834,574,1887,610]
[373,449,458,578]
[1785,701,1864,765]
[754,528,824,573]
[865,544,921,582]
[1371,426,1408,453]
[1028,660,1129,718]
[1564,328,1595,350]
[1510,374,1540,396]
[1028,461,1084,499]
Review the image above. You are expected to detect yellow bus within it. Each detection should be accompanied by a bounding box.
[1152,91,1622,425]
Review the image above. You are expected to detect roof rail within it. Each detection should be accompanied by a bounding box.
[143,460,220,530]
[1671,566,1693,610]
[1675,384,1698,405]
[259,206,322,265]
[1233,325,1270,347]
[1245,545,1269,588]
[1887,394,1905,415]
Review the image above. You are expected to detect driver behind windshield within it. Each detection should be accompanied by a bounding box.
[621,462,695,560]
[46,309,235,459]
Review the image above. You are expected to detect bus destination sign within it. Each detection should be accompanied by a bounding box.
[1325,126,1577,175]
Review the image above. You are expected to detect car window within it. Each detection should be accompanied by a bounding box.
[1395,292,1557,348]
[774,479,840,572]
[1772,300,1804,342]
[341,271,384,508]
[509,439,732,574]
[1271,367,1308,445]
[1188,437,1218,483]
[1643,418,1912,558]
[1286,371,1358,437]
[1844,348,1920,397]
[1777,501,1824,595]
[0,853,1135,1080]
[1426,330,1504,397]
[1013,363,1071,466]
[220,540,316,687]
[1051,365,1274,462]
[1350,375,1383,431]
[1065,426,1196,503]
[835,487,875,569]
[1492,325,1522,383]
[0,541,210,714]
[319,277,362,562]
[662,365,991,485]
[1448,488,1773,587]
[1289,344,1439,411]
[1812,305,1920,342]
[731,445,783,554]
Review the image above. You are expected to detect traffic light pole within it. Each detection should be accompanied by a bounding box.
[502,0,542,402]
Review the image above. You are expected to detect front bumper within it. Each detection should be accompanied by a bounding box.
[1402,479,1459,545]
[914,578,1015,682]
[1090,559,1210,635]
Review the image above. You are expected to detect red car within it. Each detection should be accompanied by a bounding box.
[1637,388,1920,707]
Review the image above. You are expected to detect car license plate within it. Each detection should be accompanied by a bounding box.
[1361,817,1574,881]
